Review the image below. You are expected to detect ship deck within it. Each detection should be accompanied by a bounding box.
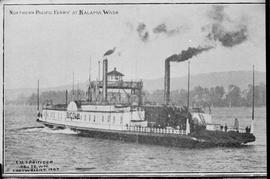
[39,120,190,138]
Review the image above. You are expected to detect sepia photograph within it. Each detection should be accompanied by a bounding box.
[1,0,266,177]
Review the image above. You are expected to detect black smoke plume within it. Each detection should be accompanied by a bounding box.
[209,5,225,22]
[153,23,180,36]
[204,5,248,47]
[104,47,116,56]
[137,23,149,42]
[153,24,167,33]
[166,46,213,62]
[207,25,248,47]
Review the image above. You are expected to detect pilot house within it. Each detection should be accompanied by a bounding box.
[107,67,124,82]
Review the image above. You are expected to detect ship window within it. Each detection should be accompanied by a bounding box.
[94,115,95,122]
[113,116,115,123]
[102,116,104,123]
[89,115,91,121]
[107,116,111,122]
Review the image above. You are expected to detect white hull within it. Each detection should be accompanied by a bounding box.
[40,102,147,131]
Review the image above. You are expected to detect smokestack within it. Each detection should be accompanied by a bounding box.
[164,58,170,105]
[102,59,108,102]
[163,46,212,105]
[65,90,68,107]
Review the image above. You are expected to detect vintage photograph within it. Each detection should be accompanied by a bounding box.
[1,0,266,177]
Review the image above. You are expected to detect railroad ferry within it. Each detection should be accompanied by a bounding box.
[37,54,256,148]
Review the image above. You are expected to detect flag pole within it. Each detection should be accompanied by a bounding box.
[251,65,255,134]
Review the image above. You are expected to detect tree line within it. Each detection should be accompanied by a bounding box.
[144,83,266,107]
[6,83,266,107]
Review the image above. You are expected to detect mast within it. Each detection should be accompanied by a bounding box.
[37,80,39,111]
[187,61,190,114]
[76,80,79,101]
[251,65,255,134]
[72,72,74,100]
[98,61,101,81]
[252,65,255,120]
[186,61,191,134]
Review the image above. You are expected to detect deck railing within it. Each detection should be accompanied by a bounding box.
[124,126,186,135]
[226,127,246,133]
[96,80,143,89]
[207,123,248,133]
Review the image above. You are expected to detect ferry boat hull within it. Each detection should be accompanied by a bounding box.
[37,119,255,148]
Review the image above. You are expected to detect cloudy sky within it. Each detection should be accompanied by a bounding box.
[4,3,265,89]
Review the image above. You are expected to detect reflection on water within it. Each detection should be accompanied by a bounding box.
[4,105,267,173]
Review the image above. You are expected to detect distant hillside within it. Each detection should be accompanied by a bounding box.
[5,83,88,101]
[5,71,266,101]
[143,71,266,92]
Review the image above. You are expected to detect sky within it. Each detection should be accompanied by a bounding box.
[4,3,265,89]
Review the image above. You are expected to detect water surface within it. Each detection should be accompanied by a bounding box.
[4,105,266,173]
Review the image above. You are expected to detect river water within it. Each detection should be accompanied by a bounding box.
[4,105,266,174]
